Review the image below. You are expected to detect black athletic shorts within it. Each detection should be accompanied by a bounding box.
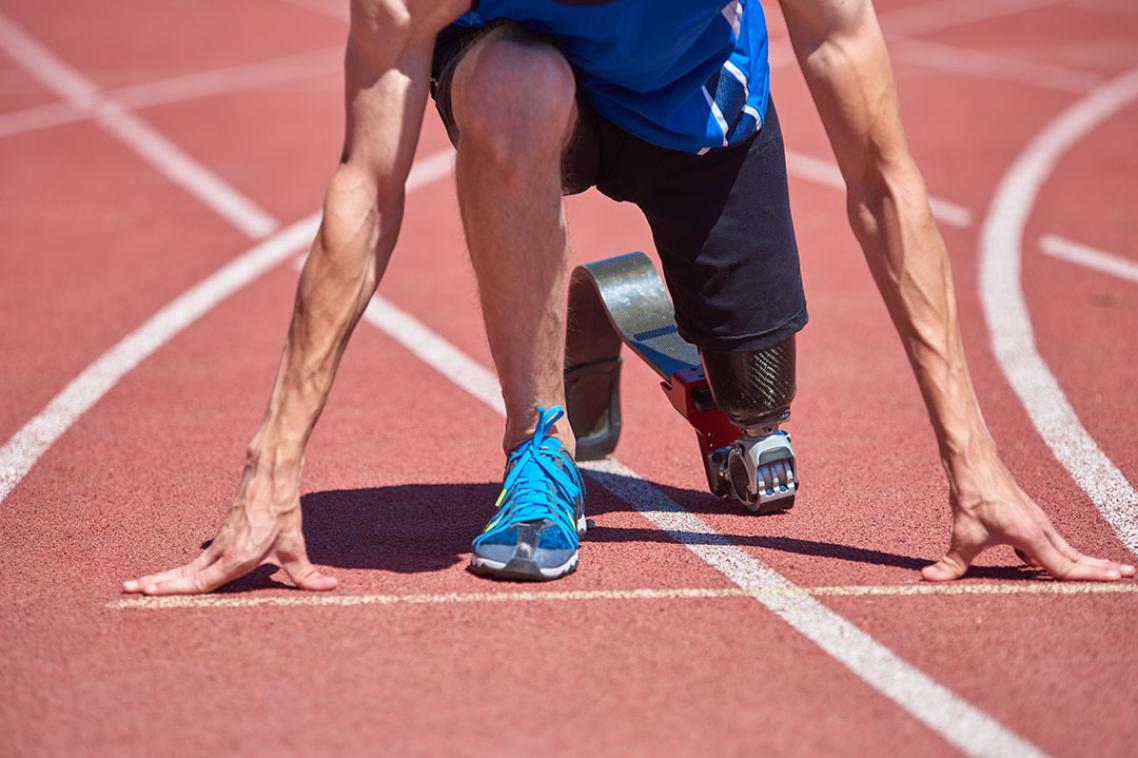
[430,23,808,353]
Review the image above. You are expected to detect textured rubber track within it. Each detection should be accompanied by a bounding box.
[1,1,1137,756]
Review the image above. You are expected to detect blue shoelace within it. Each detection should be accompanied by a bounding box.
[482,406,582,543]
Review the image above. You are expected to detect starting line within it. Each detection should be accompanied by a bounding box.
[109,580,1138,611]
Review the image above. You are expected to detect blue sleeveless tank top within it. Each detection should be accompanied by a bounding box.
[455,1,771,154]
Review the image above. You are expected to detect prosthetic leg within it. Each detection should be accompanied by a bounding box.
[564,252,799,513]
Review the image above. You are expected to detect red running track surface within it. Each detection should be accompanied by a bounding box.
[1,0,1136,755]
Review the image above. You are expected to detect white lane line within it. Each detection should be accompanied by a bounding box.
[277,0,349,22]
[880,0,1061,37]
[0,150,455,506]
[108,580,1138,610]
[1064,0,1138,18]
[1040,235,1138,284]
[0,46,342,140]
[355,286,1042,758]
[889,36,1102,94]
[0,10,1048,748]
[776,30,1099,92]
[0,219,314,504]
[784,149,974,228]
[1,90,1031,749]
[403,148,456,192]
[0,11,278,239]
[767,39,797,70]
[980,66,1138,555]
[368,296,504,412]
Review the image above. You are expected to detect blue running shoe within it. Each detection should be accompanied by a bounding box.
[471,405,586,581]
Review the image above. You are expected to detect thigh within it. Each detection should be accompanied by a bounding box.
[429,22,599,196]
[597,101,808,352]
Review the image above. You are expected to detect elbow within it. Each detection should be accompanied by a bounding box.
[349,0,412,45]
[844,158,932,242]
[319,164,404,258]
[844,167,890,244]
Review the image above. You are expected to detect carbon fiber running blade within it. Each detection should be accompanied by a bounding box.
[564,251,702,460]
[570,252,700,380]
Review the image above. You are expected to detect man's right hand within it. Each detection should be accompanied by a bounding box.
[122,465,336,595]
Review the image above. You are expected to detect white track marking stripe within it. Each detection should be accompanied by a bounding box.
[1064,0,1138,18]
[585,459,1044,758]
[93,108,278,237]
[0,122,1034,751]
[767,39,798,70]
[784,150,974,228]
[0,218,314,504]
[0,151,455,505]
[356,289,1043,758]
[0,11,1045,748]
[889,36,1101,94]
[278,0,349,22]
[0,11,278,239]
[0,46,342,140]
[1040,234,1138,283]
[108,580,1138,610]
[366,298,505,414]
[880,0,1060,36]
[980,67,1138,555]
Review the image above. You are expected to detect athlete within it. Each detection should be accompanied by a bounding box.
[124,0,1133,593]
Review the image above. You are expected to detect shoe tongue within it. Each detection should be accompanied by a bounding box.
[510,433,562,454]
[507,431,564,466]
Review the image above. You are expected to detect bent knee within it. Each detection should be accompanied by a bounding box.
[453,34,577,164]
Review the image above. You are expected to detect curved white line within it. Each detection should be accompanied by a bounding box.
[0,151,455,504]
[1,123,1041,748]
[880,0,1059,37]
[0,216,316,503]
[980,66,1138,554]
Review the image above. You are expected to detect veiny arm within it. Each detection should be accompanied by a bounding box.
[124,0,466,595]
[777,0,1132,581]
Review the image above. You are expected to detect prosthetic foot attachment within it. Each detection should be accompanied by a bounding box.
[564,252,800,514]
[726,431,798,514]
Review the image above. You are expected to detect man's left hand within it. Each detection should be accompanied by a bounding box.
[923,455,1135,582]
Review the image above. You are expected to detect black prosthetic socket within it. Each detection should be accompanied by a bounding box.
[701,336,796,435]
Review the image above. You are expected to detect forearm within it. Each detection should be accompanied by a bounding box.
[241,1,444,482]
[247,170,402,476]
[774,0,1135,583]
[847,165,996,477]
[780,0,999,480]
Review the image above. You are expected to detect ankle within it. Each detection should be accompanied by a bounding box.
[503,421,577,459]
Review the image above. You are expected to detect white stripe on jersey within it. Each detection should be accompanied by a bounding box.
[743,103,763,129]
[723,58,750,99]
[721,1,743,38]
[702,86,731,147]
